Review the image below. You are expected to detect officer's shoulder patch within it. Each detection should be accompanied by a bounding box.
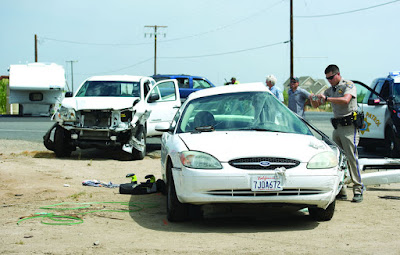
[345,80,354,89]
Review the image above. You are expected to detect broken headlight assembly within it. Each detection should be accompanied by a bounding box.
[57,106,77,122]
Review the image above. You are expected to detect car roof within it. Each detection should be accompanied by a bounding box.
[86,75,151,82]
[152,74,205,79]
[186,82,270,101]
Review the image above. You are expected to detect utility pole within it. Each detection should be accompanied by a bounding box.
[34,34,38,62]
[144,25,167,75]
[66,60,78,92]
[290,0,293,79]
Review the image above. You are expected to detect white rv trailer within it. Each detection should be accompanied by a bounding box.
[8,63,66,116]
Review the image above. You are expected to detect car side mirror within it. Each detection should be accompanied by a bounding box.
[132,99,140,107]
[147,93,160,103]
[367,98,386,105]
[65,92,73,97]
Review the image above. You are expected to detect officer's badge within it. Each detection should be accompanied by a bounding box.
[338,88,344,95]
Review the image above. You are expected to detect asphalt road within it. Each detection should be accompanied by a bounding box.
[0,112,386,158]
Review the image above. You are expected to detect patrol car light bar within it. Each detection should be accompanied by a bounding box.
[389,71,400,77]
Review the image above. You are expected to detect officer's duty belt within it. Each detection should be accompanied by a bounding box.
[331,114,354,129]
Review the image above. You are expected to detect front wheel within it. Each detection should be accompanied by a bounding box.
[166,163,188,222]
[385,127,400,158]
[132,125,147,160]
[308,200,335,221]
[54,126,72,157]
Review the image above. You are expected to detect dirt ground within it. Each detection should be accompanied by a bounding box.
[1,139,400,255]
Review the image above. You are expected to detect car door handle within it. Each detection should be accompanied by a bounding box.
[173,106,180,109]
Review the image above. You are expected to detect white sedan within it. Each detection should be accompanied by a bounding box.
[156,83,348,222]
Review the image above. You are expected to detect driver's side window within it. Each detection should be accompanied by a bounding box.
[143,81,151,98]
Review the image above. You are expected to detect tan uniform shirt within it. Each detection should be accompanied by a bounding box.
[324,79,357,118]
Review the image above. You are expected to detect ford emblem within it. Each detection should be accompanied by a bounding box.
[259,161,271,167]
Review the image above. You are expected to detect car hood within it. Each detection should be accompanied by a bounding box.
[62,97,140,111]
[178,131,330,162]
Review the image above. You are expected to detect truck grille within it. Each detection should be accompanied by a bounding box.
[229,157,300,170]
[81,110,111,128]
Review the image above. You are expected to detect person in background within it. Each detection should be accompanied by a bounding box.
[309,64,364,203]
[288,76,310,118]
[266,74,283,102]
[224,77,239,85]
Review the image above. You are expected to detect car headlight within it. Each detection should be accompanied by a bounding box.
[58,106,77,122]
[307,151,338,169]
[180,151,222,169]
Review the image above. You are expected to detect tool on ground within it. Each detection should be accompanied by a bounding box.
[119,174,160,195]
[126,173,138,184]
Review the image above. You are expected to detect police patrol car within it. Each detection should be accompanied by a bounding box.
[354,71,400,157]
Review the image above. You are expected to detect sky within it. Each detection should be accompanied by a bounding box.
[2,0,400,92]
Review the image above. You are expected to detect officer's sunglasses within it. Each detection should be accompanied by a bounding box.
[326,73,337,80]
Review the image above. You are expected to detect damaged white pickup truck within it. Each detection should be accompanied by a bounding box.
[43,75,180,160]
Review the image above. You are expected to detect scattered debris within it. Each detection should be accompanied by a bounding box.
[379,196,400,200]
[82,180,119,188]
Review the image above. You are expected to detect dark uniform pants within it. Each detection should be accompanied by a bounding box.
[333,124,364,195]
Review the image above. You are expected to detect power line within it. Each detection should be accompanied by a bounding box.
[160,40,289,59]
[160,0,284,43]
[77,57,153,76]
[40,36,151,46]
[295,0,400,18]
[76,40,287,76]
[38,1,284,47]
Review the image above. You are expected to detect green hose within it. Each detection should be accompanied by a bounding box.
[17,201,159,226]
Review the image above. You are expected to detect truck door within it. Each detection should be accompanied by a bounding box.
[145,79,181,136]
[359,79,390,139]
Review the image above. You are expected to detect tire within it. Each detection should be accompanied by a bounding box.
[385,127,400,158]
[308,200,335,221]
[166,162,188,222]
[54,126,72,157]
[132,125,147,160]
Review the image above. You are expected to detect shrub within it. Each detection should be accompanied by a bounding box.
[0,79,8,114]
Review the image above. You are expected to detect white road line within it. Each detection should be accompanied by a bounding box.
[0,129,46,133]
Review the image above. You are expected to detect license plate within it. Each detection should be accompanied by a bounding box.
[251,175,283,191]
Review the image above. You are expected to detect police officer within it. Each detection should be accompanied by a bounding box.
[224,77,239,85]
[310,64,364,203]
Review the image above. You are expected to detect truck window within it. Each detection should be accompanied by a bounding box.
[193,79,212,89]
[394,83,400,103]
[379,80,390,100]
[356,83,370,104]
[370,80,385,101]
[143,81,151,98]
[176,78,190,89]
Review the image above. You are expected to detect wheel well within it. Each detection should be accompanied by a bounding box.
[166,156,173,185]
[384,124,394,138]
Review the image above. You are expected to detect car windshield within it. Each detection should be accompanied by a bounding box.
[176,91,312,135]
[75,81,140,97]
